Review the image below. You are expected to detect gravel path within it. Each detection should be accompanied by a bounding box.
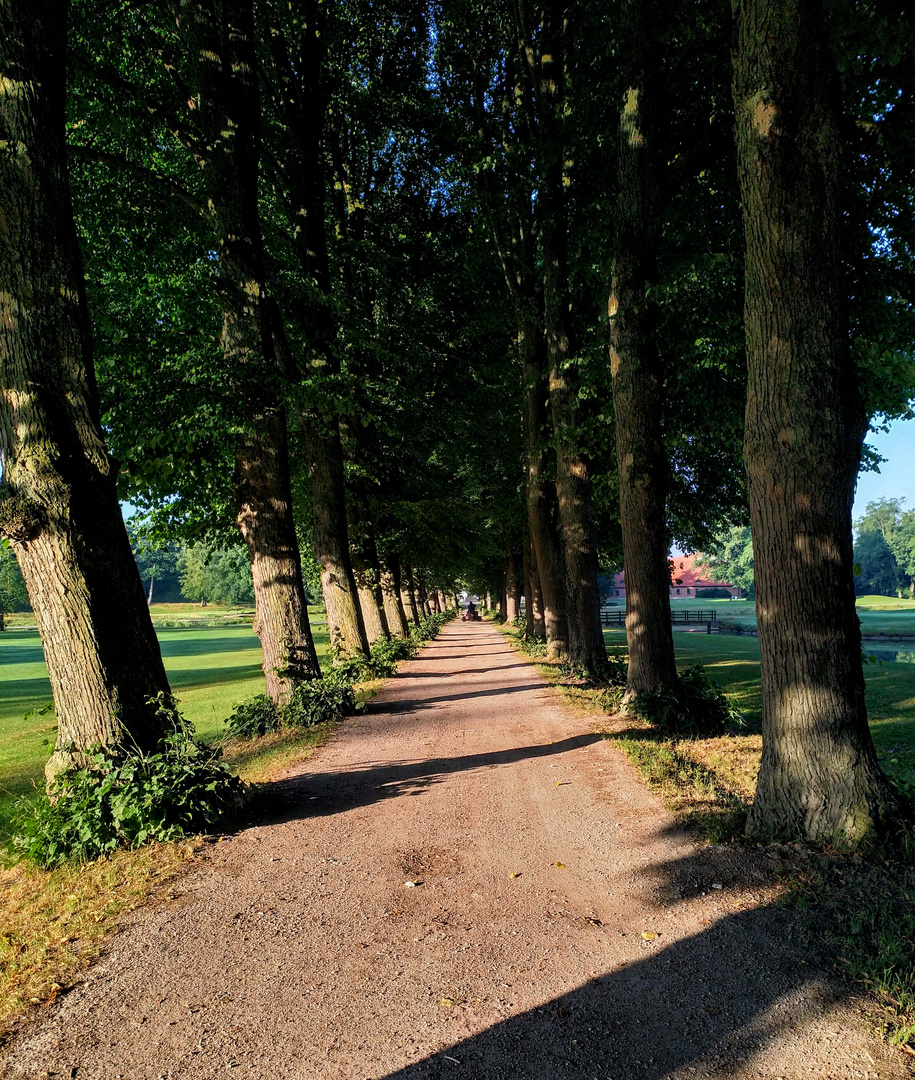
[2,621,908,1080]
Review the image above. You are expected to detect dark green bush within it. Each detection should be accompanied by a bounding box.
[284,672,362,728]
[365,635,416,676]
[225,693,281,739]
[9,727,244,868]
[625,664,742,736]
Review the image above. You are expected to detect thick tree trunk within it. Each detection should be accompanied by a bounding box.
[177,0,320,700]
[538,0,606,676]
[733,0,899,843]
[235,414,320,702]
[609,0,678,702]
[347,500,388,646]
[404,563,421,626]
[0,1,170,782]
[305,423,370,656]
[505,550,521,622]
[521,320,568,658]
[380,552,410,636]
[524,539,547,640]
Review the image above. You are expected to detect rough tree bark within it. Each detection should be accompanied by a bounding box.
[733,0,900,842]
[524,539,547,641]
[521,320,569,657]
[380,552,410,636]
[264,0,368,658]
[404,563,421,626]
[608,0,678,701]
[176,0,320,703]
[305,423,370,656]
[0,0,170,781]
[505,550,521,623]
[538,0,606,675]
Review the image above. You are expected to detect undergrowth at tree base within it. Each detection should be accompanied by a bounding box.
[8,721,244,870]
[226,609,458,741]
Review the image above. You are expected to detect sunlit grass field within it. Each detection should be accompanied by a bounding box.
[603,625,915,798]
[652,594,915,637]
[0,607,330,839]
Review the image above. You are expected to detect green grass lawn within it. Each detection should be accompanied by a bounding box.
[604,626,915,797]
[657,595,915,637]
[0,610,330,839]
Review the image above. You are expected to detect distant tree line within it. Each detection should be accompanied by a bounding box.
[854,500,915,599]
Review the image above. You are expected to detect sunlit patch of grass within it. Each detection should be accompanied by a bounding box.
[221,722,337,783]
[0,840,200,1035]
[607,732,749,842]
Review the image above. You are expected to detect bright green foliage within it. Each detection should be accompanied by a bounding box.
[0,547,29,622]
[855,499,915,597]
[9,719,244,868]
[615,664,741,736]
[224,694,281,740]
[284,674,360,730]
[178,544,254,606]
[696,527,755,597]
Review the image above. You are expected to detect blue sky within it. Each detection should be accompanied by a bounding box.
[854,419,915,522]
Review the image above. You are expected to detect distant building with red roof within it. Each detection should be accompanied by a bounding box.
[607,553,741,601]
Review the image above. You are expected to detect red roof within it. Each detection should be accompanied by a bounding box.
[610,554,735,590]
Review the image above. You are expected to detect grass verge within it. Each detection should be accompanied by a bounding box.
[0,840,200,1036]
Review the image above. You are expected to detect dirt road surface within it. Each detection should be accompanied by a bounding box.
[1,621,907,1080]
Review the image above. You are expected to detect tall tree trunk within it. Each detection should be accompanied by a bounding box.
[733,0,899,842]
[380,552,410,636]
[609,0,678,702]
[524,539,547,640]
[305,423,370,656]
[0,0,170,782]
[264,3,368,660]
[505,550,521,622]
[538,0,606,676]
[177,0,320,703]
[404,563,421,626]
[521,320,569,658]
[235,414,320,700]
[347,499,388,646]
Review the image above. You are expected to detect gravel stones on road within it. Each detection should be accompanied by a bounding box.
[1,622,907,1080]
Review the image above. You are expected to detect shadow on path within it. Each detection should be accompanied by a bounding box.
[373,684,549,714]
[256,734,602,823]
[378,846,841,1080]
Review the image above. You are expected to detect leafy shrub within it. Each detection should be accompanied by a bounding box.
[625,664,742,736]
[284,672,362,728]
[9,726,244,868]
[225,694,281,739]
[365,635,416,677]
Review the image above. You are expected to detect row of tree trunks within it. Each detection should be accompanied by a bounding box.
[504,549,521,623]
[380,553,411,636]
[0,0,172,780]
[304,422,370,656]
[175,0,320,704]
[733,0,900,842]
[609,0,678,703]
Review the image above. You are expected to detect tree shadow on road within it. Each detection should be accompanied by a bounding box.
[376,846,856,1080]
[255,734,603,823]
